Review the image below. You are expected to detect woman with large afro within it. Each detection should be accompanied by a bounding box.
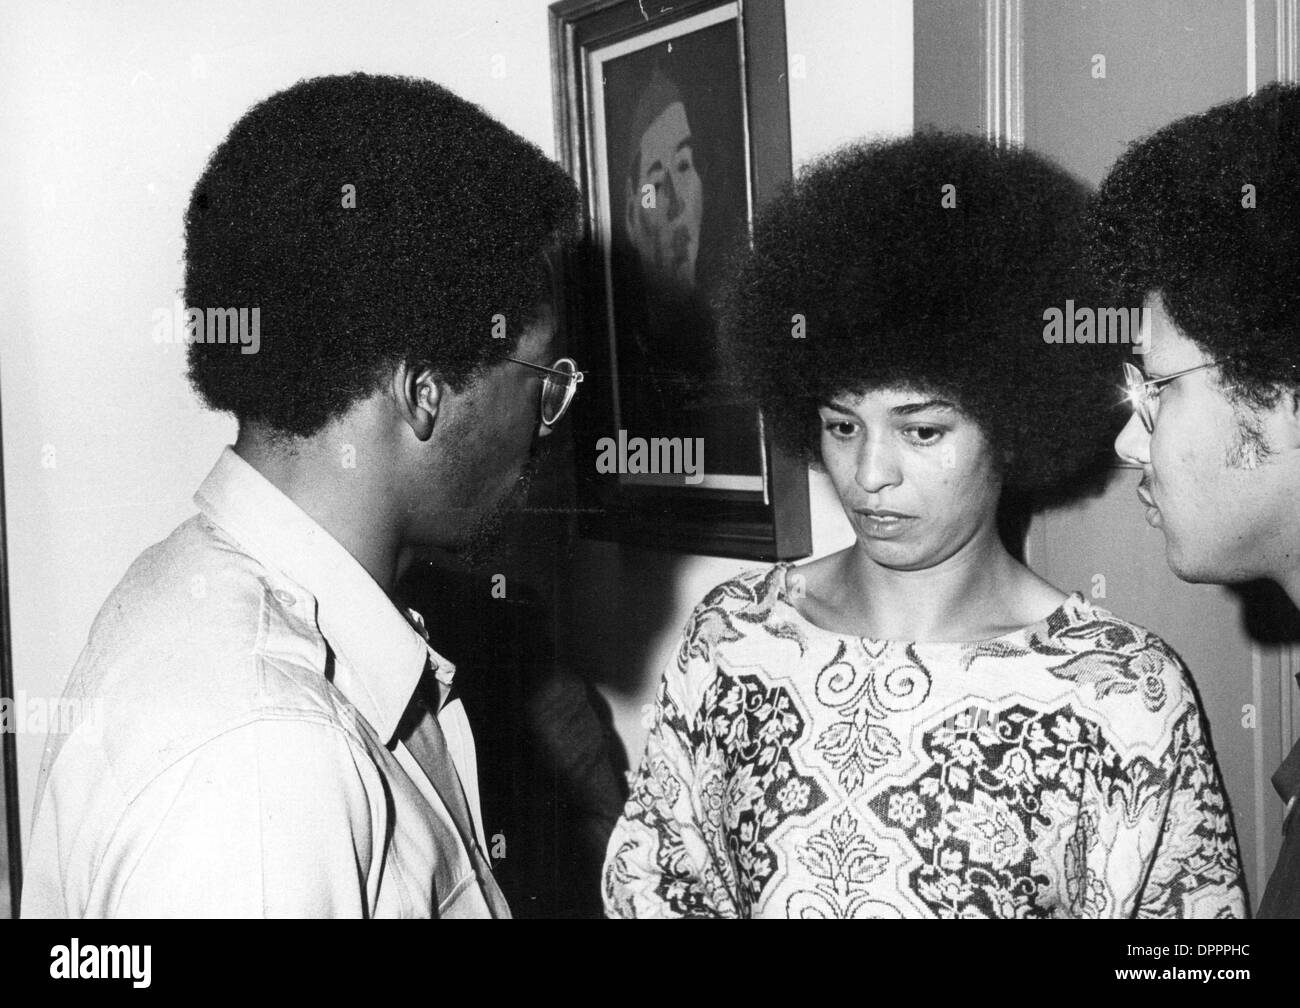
[602,132,1246,919]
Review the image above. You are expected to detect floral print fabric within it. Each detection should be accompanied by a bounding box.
[603,564,1246,918]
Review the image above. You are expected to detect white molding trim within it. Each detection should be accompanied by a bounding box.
[1248,0,1257,93]
[981,0,1024,145]
[1281,645,1299,750]
[1279,0,1299,83]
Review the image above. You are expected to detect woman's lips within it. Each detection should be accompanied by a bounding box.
[855,509,916,538]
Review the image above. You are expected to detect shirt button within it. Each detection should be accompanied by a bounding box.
[273,589,295,606]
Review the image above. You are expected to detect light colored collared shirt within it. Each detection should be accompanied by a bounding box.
[22,447,509,918]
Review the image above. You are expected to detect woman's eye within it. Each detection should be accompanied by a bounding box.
[906,425,944,445]
[822,420,858,439]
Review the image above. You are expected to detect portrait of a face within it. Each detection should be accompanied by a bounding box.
[560,0,810,556]
[595,16,763,487]
[622,74,704,295]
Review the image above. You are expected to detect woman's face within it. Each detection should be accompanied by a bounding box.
[818,386,1004,571]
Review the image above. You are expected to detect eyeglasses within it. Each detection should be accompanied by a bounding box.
[504,356,585,426]
[1122,360,1219,433]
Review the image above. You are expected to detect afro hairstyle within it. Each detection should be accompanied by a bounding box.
[716,130,1123,496]
[1086,83,1300,406]
[185,72,580,437]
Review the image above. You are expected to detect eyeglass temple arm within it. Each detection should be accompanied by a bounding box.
[503,356,584,381]
[1135,360,1219,388]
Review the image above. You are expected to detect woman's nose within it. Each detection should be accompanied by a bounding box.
[856,437,902,493]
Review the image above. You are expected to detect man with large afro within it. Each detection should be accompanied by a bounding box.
[1094,82,1300,918]
[23,73,580,919]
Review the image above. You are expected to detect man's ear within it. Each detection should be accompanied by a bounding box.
[392,360,443,442]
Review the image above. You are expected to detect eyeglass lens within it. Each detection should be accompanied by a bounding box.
[1123,363,1154,432]
[541,360,576,425]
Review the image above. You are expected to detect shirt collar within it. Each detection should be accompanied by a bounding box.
[193,446,454,744]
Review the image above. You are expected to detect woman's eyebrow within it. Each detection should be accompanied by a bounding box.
[818,400,858,415]
[890,399,957,416]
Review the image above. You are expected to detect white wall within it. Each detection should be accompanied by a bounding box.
[787,0,914,168]
[0,0,558,864]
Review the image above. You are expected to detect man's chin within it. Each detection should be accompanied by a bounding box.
[448,505,511,569]
[449,466,539,567]
[1163,534,1206,583]
[1164,536,1255,587]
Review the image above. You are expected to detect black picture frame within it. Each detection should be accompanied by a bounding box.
[549,0,811,560]
[0,385,20,918]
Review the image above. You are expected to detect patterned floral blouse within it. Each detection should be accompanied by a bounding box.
[603,564,1247,918]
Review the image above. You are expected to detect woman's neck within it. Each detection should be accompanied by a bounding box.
[833,527,1041,642]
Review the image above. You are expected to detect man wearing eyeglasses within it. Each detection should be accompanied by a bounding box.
[1093,82,1300,918]
[22,74,582,918]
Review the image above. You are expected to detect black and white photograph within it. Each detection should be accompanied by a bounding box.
[555,0,813,558]
[595,7,755,471]
[1,0,1298,972]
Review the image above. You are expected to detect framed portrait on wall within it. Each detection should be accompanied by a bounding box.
[549,0,811,560]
